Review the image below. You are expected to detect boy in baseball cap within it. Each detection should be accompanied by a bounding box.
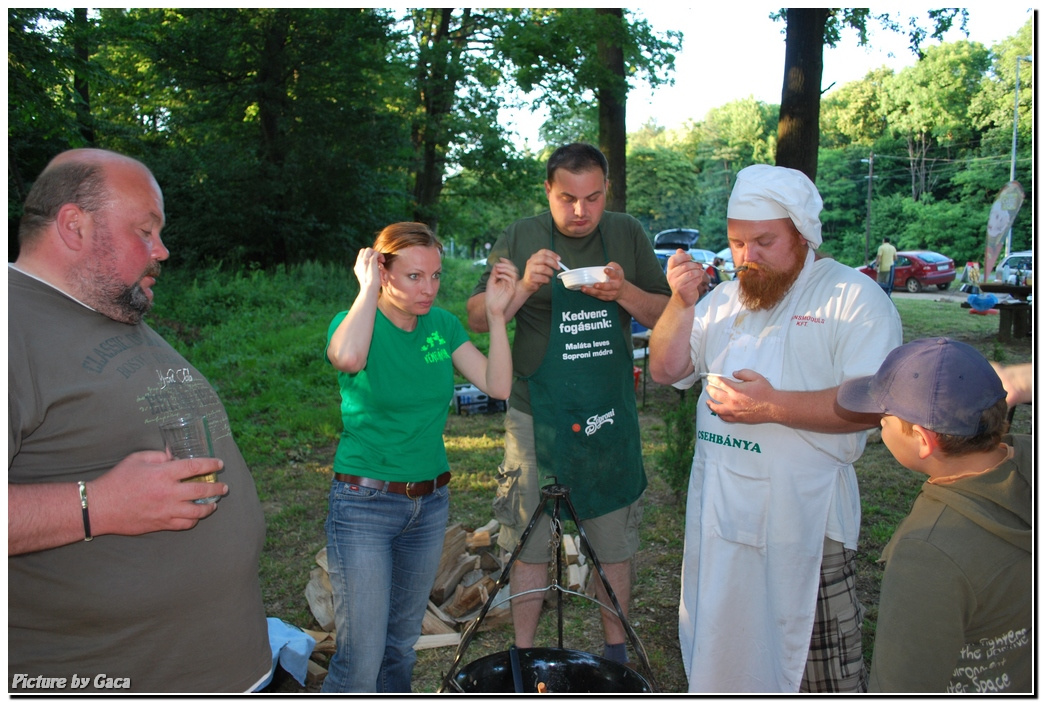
[837,337,1032,693]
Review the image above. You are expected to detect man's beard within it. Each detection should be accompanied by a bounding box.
[77,235,160,325]
[112,272,157,323]
[738,260,802,311]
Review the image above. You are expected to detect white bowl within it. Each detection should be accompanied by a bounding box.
[558,266,609,290]
[700,372,742,388]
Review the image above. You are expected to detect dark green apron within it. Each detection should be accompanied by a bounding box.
[525,232,647,520]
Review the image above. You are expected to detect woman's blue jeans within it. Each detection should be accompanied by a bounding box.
[320,479,450,693]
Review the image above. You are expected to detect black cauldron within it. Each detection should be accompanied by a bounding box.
[450,647,651,693]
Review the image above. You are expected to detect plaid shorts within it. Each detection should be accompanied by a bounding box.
[799,538,868,693]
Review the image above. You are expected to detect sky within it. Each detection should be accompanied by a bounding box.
[502,5,1035,148]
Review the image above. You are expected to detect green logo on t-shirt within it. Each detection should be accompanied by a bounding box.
[422,331,451,365]
[422,331,445,352]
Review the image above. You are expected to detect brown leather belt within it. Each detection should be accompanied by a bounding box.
[334,471,451,499]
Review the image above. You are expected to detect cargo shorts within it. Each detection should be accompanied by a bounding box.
[492,406,642,564]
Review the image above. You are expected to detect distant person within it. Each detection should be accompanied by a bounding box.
[837,338,1031,693]
[704,258,721,289]
[322,222,516,692]
[467,143,671,666]
[712,256,731,282]
[875,236,897,296]
[650,164,902,692]
[9,148,270,692]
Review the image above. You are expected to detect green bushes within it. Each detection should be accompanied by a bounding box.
[657,387,698,496]
[149,261,357,466]
[147,257,489,468]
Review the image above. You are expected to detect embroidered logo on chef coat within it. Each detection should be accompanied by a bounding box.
[421,331,451,365]
[792,314,825,327]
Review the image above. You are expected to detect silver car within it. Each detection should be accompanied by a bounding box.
[995,251,1032,285]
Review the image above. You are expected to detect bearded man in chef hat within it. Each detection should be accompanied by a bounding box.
[650,164,904,693]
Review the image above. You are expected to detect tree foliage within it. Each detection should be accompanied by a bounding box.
[73,8,413,268]
[8,9,94,223]
[819,67,893,148]
[632,17,1033,267]
[494,8,681,210]
[7,9,1032,274]
[8,8,678,266]
[882,40,992,200]
[406,9,508,228]
[626,145,700,236]
[773,8,970,180]
[666,98,778,246]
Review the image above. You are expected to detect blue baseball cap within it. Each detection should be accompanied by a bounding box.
[837,337,1007,436]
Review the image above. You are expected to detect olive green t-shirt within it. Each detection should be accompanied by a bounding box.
[471,211,670,413]
[868,434,1033,693]
[8,269,270,692]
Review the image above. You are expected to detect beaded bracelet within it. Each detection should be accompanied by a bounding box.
[77,481,93,542]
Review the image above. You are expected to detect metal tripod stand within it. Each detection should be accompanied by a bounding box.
[437,481,659,692]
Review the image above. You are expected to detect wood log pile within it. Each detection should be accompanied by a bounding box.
[301,518,594,686]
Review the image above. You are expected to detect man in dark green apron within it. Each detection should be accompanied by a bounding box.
[468,144,670,665]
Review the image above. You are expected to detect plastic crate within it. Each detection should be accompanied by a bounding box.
[453,383,507,416]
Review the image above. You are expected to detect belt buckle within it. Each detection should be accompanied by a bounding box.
[405,481,421,499]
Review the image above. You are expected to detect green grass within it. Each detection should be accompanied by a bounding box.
[149,260,1033,692]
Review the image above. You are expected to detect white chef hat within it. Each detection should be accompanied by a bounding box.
[727,164,823,248]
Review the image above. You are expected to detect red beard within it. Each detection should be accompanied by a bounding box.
[738,260,802,311]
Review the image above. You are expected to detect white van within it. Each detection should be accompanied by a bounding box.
[995,251,1032,284]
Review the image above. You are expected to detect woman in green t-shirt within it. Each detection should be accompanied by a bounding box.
[321,222,516,693]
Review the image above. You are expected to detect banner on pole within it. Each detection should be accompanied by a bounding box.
[983,181,1025,282]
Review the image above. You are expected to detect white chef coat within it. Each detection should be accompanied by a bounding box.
[676,251,902,692]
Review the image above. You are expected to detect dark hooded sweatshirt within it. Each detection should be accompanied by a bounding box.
[868,434,1033,693]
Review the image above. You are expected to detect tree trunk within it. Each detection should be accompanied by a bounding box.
[412,8,469,230]
[596,8,627,212]
[906,132,933,201]
[257,11,291,266]
[775,8,828,181]
[73,8,94,145]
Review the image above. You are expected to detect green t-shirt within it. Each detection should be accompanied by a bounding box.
[471,210,670,413]
[326,306,469,482]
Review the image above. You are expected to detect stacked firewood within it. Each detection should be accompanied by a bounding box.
[301,519,593,686]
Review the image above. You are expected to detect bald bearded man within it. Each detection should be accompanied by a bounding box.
[9,149,269,692]
[650,165,902,693]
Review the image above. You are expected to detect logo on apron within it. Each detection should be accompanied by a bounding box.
[582,408,616,435]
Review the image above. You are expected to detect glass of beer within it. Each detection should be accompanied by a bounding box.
[159,414,220,504]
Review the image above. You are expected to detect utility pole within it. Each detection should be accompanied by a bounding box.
[1008,55,1032,259]
[861,153,874,265]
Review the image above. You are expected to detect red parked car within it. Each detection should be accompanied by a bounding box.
[858,250,957,293]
